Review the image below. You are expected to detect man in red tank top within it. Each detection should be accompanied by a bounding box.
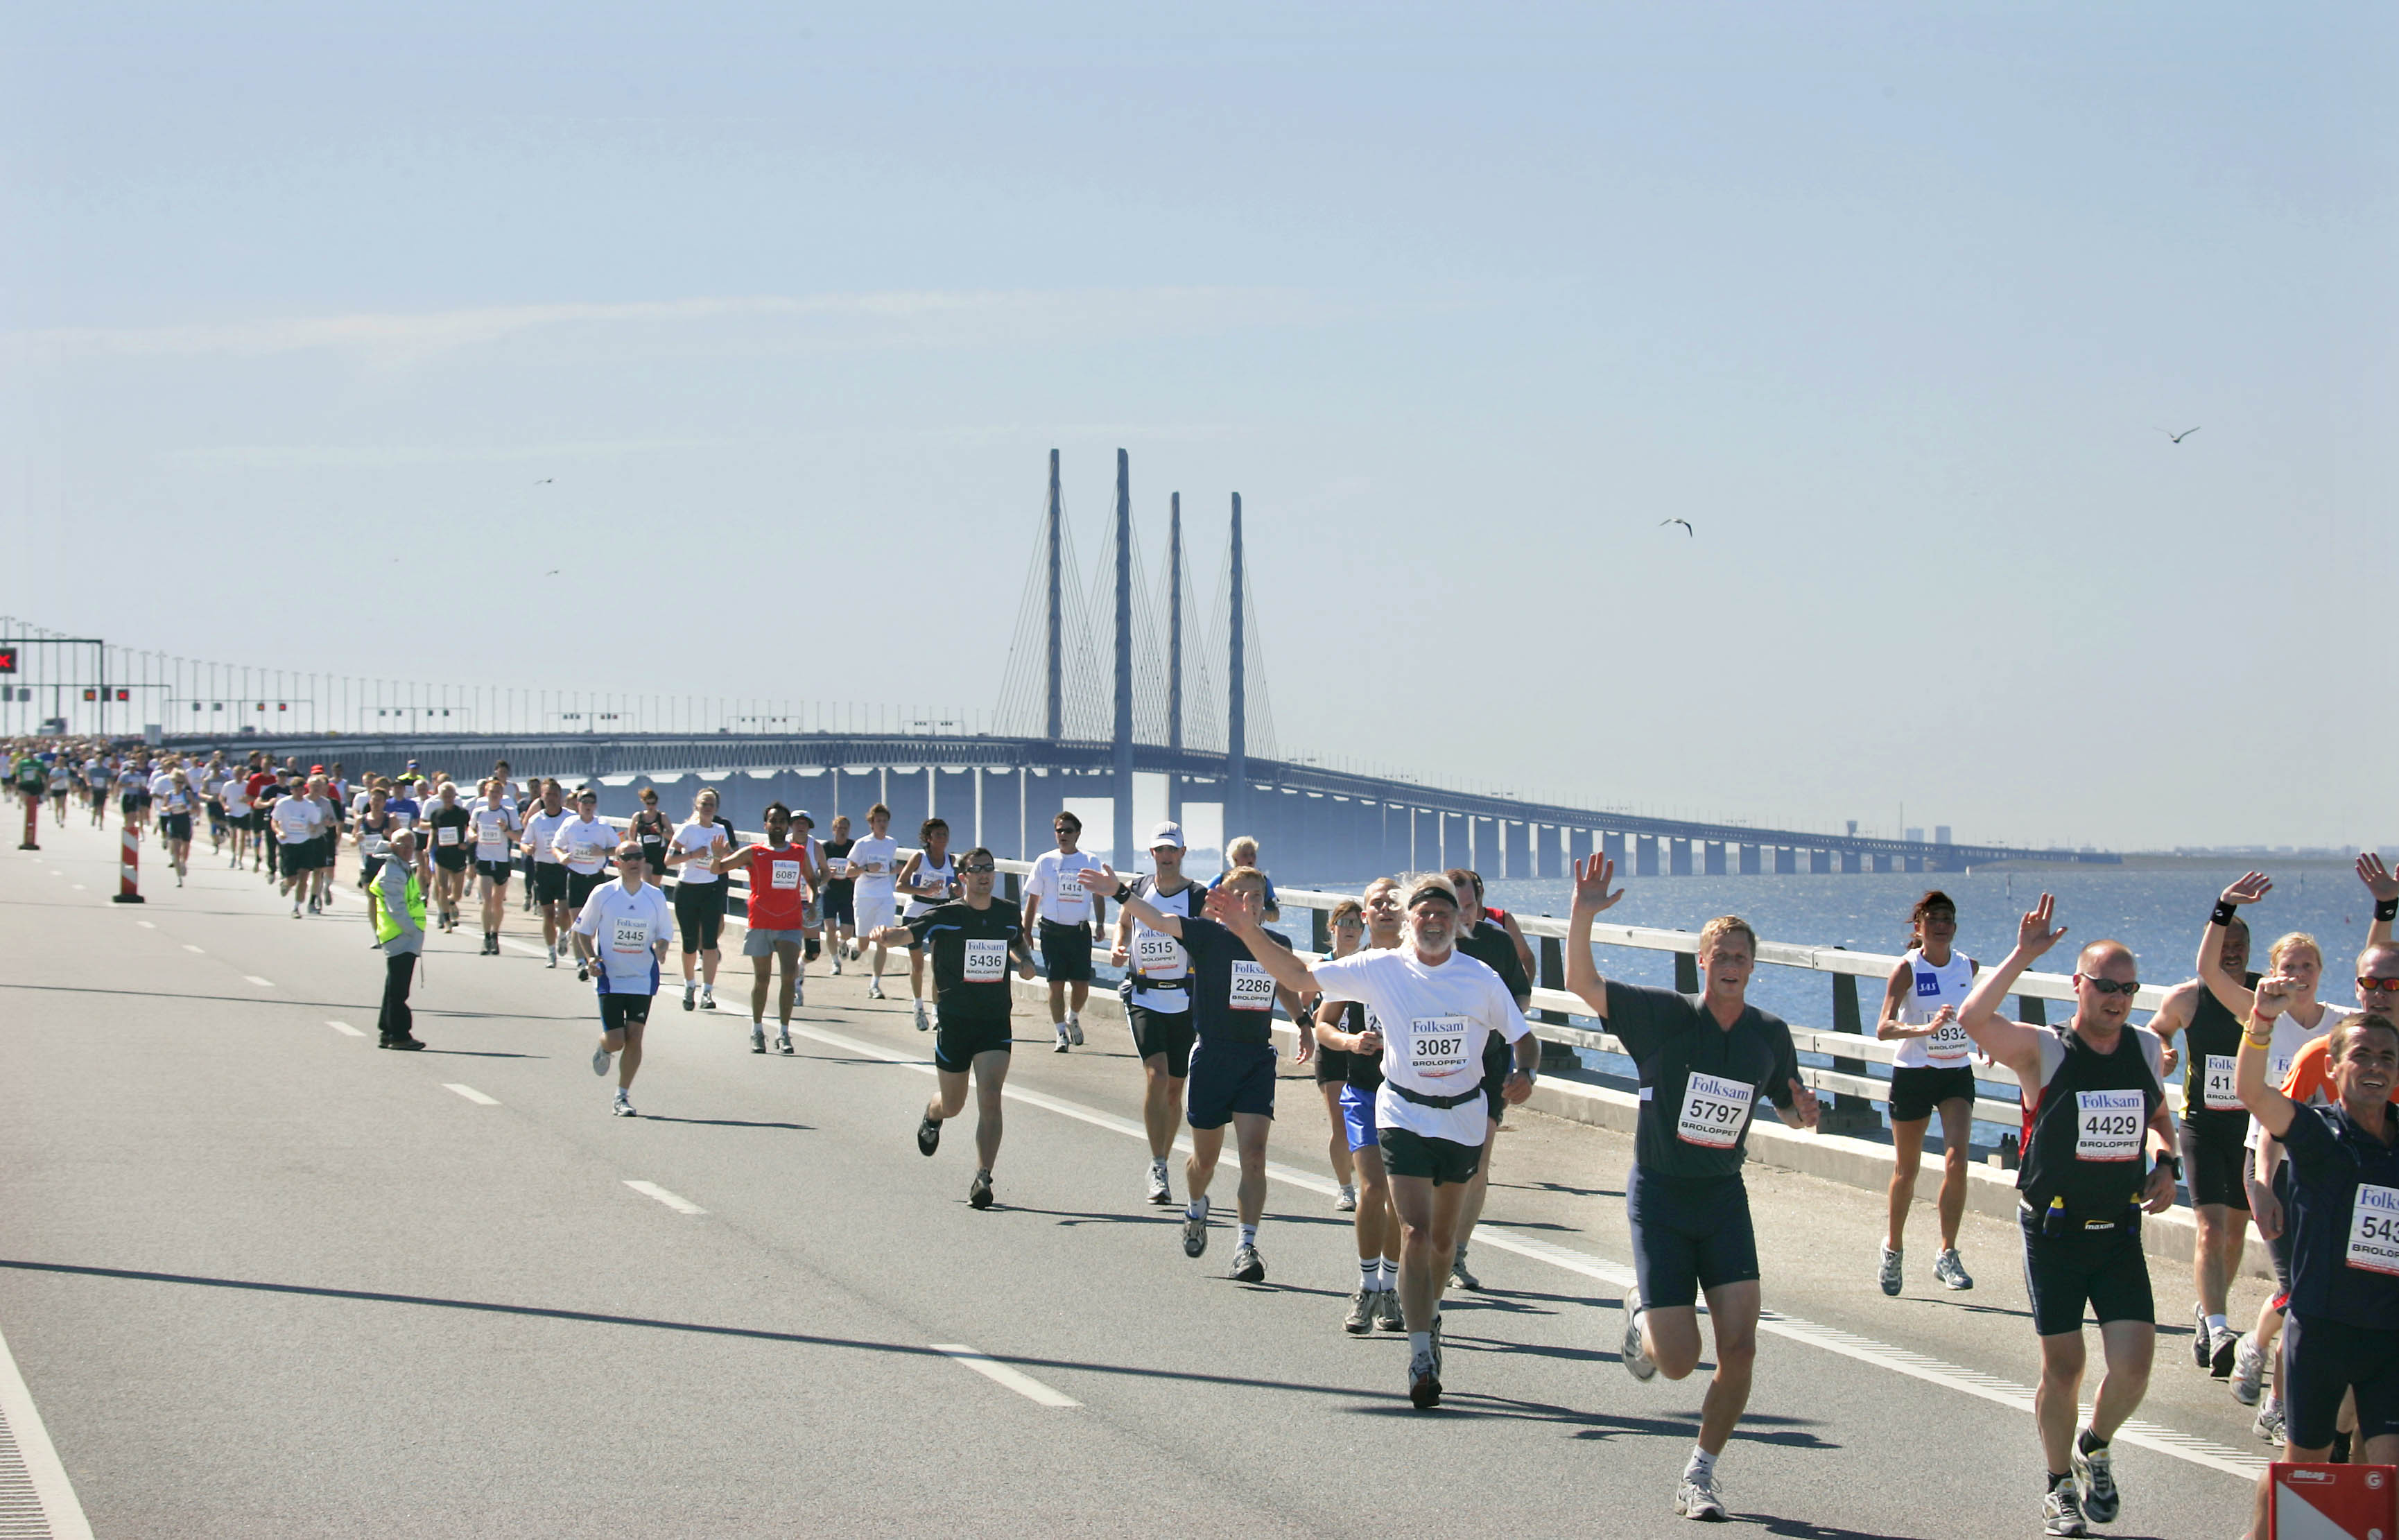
[711,801,823,1055]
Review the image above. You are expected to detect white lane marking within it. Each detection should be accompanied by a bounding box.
[135,919,154,928]
[623,1180,707,1215]
[71,883,85,890]
[443,1084,499,1106]
[183,943,205,953]
[0,1320,98,1540]
[242,975,275,988]
[930,1344,1082,1408]
[48,870,62,876]
[790,1021,2263,1481]
[326,1020,368,1037]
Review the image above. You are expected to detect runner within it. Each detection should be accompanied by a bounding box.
[552,790,616,981]
[627,786,673,893]
[1113,822,1203,1205]
[469,780,521,953]
[1444,867,1533,1292]
[1313,898,1366,1215]
[576,843,675,1117]
[2147,910,2260,1374]
[711,800,820,1054]
[790,810,825,970]
[1091,863,1296,1283]
[847,804,901,999]
[270,772,323,917]
[819,814,857,975]
[116,755,150,841]
[1875,890,1982,1295]
[84,751,110,828]
[1023,810,1104,1053]
[867,846,1036,1209]
[1957,894,2179,1539]
[519,779,573,968]
[353,784,399,928]
[665,788,729,1011]
[308,772,345,912]
[1313,885,1409,1333]
[894,817,956,1032]
[47,754,73,825]
[1211,834,1282,921]
[424,781,471,933]
[156,768,198,887]
[2234,963,2399,1539]
[1222,870,1536,1408]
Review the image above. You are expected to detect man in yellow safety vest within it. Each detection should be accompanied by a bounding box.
[370,827,431,1050]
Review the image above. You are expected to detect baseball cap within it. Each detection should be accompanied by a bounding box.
[1147,820,1187,850]
[793,809,815,825]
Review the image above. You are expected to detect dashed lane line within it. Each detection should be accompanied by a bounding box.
[325,1021,368,1038]
[183,944,204,954]
[241,976,275,989]
[930,1344,1082,1408]
[622,1181,706,1215]
[443,1084,499,1106]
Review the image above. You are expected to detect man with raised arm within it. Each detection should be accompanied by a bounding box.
[1206,872,1536,1412]
[1562,854,1818,1523]
[1956,894,2179,1539]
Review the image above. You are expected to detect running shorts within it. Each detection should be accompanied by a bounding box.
[599,993,655,1035]
[434,849,469,873]
[475,858,513,885]
[2017,1206,2153,1338]
[1378,1126,1481,1186]
[1314,1042,1350,1086]
[743,927,810,957]
[673,880,724,953]
[1627,1166,1759,1309]
[820,883,856,926]
[2266,1161,2294,1297]
[1889,1065,1978,1124]
[159,813,191,842]
[933,1010,1012,1073]
[2282,1312,2399,1451]
[1339,1083,1379,1152]
[121,793,146,815]
[1186,1039,1276,1130]
[565,869,607,910]
[1127,1003,1196,1080]
[1039,918,1095,983]
[2178,1117,2253,1213]
[532,863,569,904]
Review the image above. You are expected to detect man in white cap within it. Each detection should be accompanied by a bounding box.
[1111,820,1202,1207]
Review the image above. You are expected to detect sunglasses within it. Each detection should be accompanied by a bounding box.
[958,863,996,875]
[2081,977,2141,996]
[614,854,647,865]
[2359,978,2399,995]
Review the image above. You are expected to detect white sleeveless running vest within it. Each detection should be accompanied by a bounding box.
[1894,946,1977,1069]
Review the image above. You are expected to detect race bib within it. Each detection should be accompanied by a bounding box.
[572,842,603,867]
[769,857,803,890]
[1133,929,1184,977]
[2202,1054,2240,1112]
[392,812,413,829]
[436,826,459,846]
[1229,959,1275,1011]
[1677,1071,1754,1148]
[2073,1089,2145,1161]
[862,858,888,876]
[609,918,650,955]
[1926,1018,1971,1061]
[2346,1184,2399,1276]
[830,858,851,877]
[1056,872,1084,900]
[962,937,1009,983]
[476,817,507,849]
[1406,1015,1473,1078]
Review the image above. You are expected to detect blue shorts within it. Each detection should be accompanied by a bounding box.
[1186,1039,1276,1131]
[1340,1084,1380,1152]
[1627,1166,1759,1310]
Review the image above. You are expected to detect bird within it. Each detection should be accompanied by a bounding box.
[535,477,554,485]
[544,569,561,576]
[1659,518,1693,536]
[2160,427,2200,444]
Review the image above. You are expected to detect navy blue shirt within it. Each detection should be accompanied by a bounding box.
[2279,1100,2399,1331]
[1176,916,1290,1048]
[1606,982,1802,1180]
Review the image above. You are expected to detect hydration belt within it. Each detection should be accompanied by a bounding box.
[1392,1082,1485,1111]
[2018,1198,2138,1236]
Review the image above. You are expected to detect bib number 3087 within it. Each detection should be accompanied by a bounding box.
[1677,1072,1754,1148]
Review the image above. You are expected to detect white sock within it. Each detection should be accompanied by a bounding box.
[2206,1313,2227,1335]
[1151,1156,1167,1173]
[1380,1259,1400,1291]
[1186,1196,1207,1222]
[1360,1260,1380,1292]
[1408,1330,1432,1358]
[1686,1446,1716,1480]
[1238,1223,1258,1249]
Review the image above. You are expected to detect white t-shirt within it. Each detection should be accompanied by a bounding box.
[271,796,322,845]
[847,837,898,888]
[1313,945,1532,1147]
[471,804,519,858]
[1028,849,1103,927]
[2249,1003,2355,1151]
[670,820,725,884]
[148,770,175,798]
[523,808,572,865]
[1894,946,1978,1069]
[553,814,613,874]
[573,881,673,991]
[222,779,251,817]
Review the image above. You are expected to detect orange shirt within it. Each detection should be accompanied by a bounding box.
[2281,1032,2335,1107]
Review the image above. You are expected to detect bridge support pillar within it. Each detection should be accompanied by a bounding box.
[1633,833,1657,877]
[1568,827,1592,867]
[1738,842,1760,875]
[1811,848,1833,874]
[1703,840,1726,876]
[1669,838,1692,876]
[1871,852,1894,874]
[1604,831,1626,867]
[1842,851,1863,874]
[1534,822,1561,880]
[1503,818,1529,881]
[1776,845,1797,874]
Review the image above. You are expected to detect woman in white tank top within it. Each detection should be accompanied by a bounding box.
[895,817,955,1032]
[1874,890,1982,1295]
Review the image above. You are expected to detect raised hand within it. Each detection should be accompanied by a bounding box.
[1091,862,1127,899]
[2254,972,2299,1021]
[2222,871,2271,907]
[2359,852,2399,905]
[1201,885,1247,925]
[2016,894,2067,958]
[1571,853,1625,913]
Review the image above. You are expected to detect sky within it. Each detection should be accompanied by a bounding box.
[3,3,2392,851]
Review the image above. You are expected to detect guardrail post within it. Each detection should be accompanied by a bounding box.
[1674,950,1699,993]
[1004,872,1020,905]
[1310,904,1330,954]
[1535,933,1582,1073]
[1819,960,1876,1134]
[2018,994,2045,1026]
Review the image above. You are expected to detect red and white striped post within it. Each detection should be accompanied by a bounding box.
[16,787,35,851]
[112,823,144,903]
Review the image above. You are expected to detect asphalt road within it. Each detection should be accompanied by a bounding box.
[1,813,2273,1538]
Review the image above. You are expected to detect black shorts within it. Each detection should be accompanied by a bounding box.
[1187,1039,1276,1130]
[532,863,569,904]
[1628,1166,1759,1309]
[1314,1043,1352,1087]
[121,793,147,815]
[934,1011,1013,1073]
[475,858,512,885]
[1039,919,1094,982]
[820,882,855,925]
[159,813,191,841]
[2018,1209,2154,1338]
[2179,1116,2253,1212]
[599,993,654,1035]
[1127,1002,1196,1079]
[566,869,608,910]
[2282,1311,2399,1451]
[434,849,469,873]
[2267,1161,2295,1299]
[673,880,724,953]
[1889,1064,1978,1124]
[1378,1126,1482,1186]
[309,836,336,872]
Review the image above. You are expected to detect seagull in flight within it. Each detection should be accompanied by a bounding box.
[2160,427,2200,444]
[544,569,561,576]
[1659,518,1693,537]
[535,477,555,485]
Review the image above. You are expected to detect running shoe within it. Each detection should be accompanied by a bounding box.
[1430,1314,1443,1375]
[1145,1161,1172,1206]
[776,1033,793,1055]
[968,1170,994,1210]
[1344,1289,1375,1335]
[700,989,716,1011]
[1448,1249,1480,1291]
[683,982,695,1012]
[1408,1350,1441,1410]
[2211,1326,2240,1379]
[2041,1484,2087,1537]
[1182,1200,1209,1258]
[1674,1468,1726,1522]
[546,946,558,970]
[2230,1333,2266,1406]
[1933,1248,1973,1291]
[2253,1397,2285,1444]
[2070,1435,2118,1525]
[2191,1304,2212,1370]
[750,1027,766,1054]
[913,999,929,1032]
[867,978,885,1001]
[1878,1245,1903,1297]
[1621,1283,1657,1381]
[1375,1290,1404,1332]
[1231,1245,1265,1284]
[916,1111,941,1156]
[831,955,842,976]
[1053,1025,1071,1053]
[1066,1015,1083,1046]
[612,1091,635,1117]
[591,1044,613,1077]
[1335,1184,1358,1213]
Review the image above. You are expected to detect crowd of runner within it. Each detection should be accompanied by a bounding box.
[11,734,2398,1537]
